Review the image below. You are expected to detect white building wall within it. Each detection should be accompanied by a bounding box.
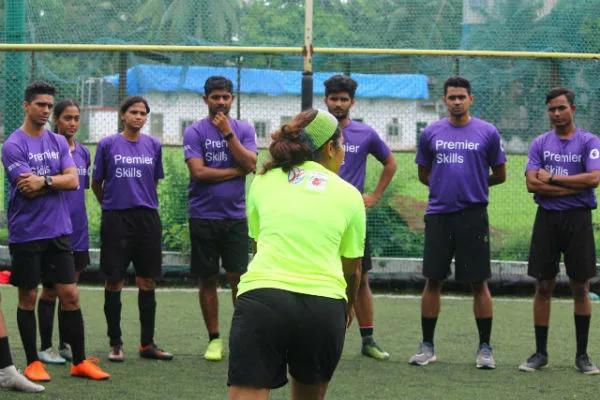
[85,92,440,150]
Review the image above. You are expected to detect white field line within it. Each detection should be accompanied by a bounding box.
[62,285,586,303]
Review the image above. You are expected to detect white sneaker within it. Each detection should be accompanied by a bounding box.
[59,344,73,362]
[38,348,66,364]
[0,365,45,392]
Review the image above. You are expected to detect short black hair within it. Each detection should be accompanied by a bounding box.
[444,76,471,95]
[119,96,150,114]
[546,87,575,106]
[24,81,56,103]
[324,75,358,99]
[204,76,233,96]
[53,99,80,133]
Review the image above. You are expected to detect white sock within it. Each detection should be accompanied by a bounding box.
[0,365,45,392]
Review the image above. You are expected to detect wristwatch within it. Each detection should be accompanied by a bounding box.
[548,171,554,184]
[224,132,234,141]
[44,175,53,188]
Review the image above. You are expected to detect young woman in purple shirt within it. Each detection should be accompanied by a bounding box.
[92,96,172,362]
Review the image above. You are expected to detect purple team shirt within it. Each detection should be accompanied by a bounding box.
[183,117,257,220]
[2,129,75,243]
[338,120,392,193]
[92,133,164,210]
[65,142,91,251]
[415,117,507,214]
[526,128,600,210]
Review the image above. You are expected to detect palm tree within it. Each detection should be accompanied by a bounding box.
[135,0,242,45]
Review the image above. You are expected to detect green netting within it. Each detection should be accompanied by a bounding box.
[1,0,600,266]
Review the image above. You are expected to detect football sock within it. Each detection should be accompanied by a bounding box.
[575,314,591,356]
[104,290,122,346]
[476,317,492,345]
[37,299,56,351]
[17,308,38,365]
[0,337,13,369]
[57,302,66,349]
[360,325,374,344]
[61,309,86,365]
[422,316,437,346]
[534,325,548,355]
[209,332,220,342]
[138,289,156,347]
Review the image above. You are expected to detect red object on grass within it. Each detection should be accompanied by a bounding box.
[0,270,10,285]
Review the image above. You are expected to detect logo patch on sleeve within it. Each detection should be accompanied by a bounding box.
[287,168,306,185]
[306,171,328,191]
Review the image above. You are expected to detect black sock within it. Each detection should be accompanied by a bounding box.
[0,337,13,369]
[17,308,38,365]
[422,317,437,346]
[104,290,122,346]
[575,314,591,356]
[37,298,56,351]
[138,289,156,347]
[61,309,86,365]
[476,317,493,345]
[58,302,66,349]
[359,325,374,337]
[535,325,549,355]
[209,332,220,341]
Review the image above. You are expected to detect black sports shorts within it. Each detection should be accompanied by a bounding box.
[100,208,162,282]
[422,204,491,282]
[528,207,596,282]
[9,235,76,289]
[189,218,248,279]
[228,288,347,388]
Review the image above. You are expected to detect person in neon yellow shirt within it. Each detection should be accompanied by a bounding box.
[228,109,365,400]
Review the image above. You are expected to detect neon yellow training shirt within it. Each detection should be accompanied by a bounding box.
[238,161,366,301]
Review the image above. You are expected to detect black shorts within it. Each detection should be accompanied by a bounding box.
[189,218,248,279]
[100,208,162,282]
[228,288,346,388]
[42,251,89,289]
[422,204,491,282]
[362,233,372,273]
[9,235,76,289]
[528,207,596,282]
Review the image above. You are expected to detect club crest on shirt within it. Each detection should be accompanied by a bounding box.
[307,171,328,191]
[287,168,306,185]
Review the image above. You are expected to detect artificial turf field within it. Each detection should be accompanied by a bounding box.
[1,285,600,399]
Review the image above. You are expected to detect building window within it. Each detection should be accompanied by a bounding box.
[150,113,164,139]
[280,116,292,125]
[387,118,401,137]
[254,121,267,138]
[180,119,195,137]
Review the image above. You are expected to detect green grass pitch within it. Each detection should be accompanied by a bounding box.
[1,285,600,399]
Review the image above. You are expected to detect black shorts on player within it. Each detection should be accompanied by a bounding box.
[100,208,162,281]
[9,235,76,289]
[422,204,491,282]
[189,218,248,278]
[42,251,89,289]
[528,207,596,282]
[228,288,346,388]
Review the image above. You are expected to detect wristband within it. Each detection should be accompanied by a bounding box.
[224,132,234,141]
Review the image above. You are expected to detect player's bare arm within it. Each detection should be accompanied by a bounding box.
[342,256,362,329]
[186,157,245,182]
[488,164,506,187]
[91,179,103,204]
[526,170,580,197]
[363,153,397,209]
[417,165,431,187]
[211,111,257,173]
[17,166,77,196]
[537,168,600,190]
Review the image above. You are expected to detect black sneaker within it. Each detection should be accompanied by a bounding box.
[139,343,173,360]
[518,352,548,372]
[575,354,600,375]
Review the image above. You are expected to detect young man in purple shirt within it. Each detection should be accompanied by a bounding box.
[323,75,397,361]
[184,76,257,361]
[519,87,600,375]
[1,81,110,382]
[411,76,506,369]
[92,96,172,363]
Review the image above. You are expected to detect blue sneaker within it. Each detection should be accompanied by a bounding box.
[476,343,496,369]
[408,342,436,366]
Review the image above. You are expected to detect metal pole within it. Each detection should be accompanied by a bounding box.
[117,52,128,131]
[237,56,243,120]
[301,0,314,111]
[4,0,26,211]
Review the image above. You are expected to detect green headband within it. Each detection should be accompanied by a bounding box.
[303,109,339,150]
